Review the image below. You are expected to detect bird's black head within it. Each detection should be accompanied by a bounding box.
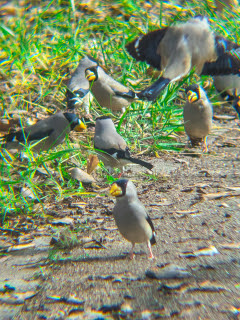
[110,179,129,197]
[85,66,98,82]
[63,113,86,131]
[185,84,200,103]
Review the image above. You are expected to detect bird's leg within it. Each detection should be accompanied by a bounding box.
[117,166,125,179]
[147,241,154,259]
[202,136,208,153]
[129,243,135,260]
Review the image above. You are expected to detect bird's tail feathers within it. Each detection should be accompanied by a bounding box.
[137,77,170,101]
[128,157,153,170]
[150,232,156,245]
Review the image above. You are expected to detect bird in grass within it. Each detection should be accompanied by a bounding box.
[66,55,98,114]
[94,116,153,175]
[183,84,213,152]
[1,112,86,152]
[110,179,156,259]
[85,66,136,113]
[126,15,240,101]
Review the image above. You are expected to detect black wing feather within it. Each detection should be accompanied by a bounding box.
[4,128,54,143]
[126,28,168,70]
[201,50,240,76]
[146,215,156,245]
[214,35,240,56]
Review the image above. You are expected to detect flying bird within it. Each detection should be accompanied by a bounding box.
[126,16,240,101]
[110,179,156,259]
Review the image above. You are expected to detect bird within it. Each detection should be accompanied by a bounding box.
[85,65,136,113]
[1,112,86,152]
[94,116,153,175]
[66,55,98,114]
[233,94,240,118]
[213,75,240,102]
[109,179,156,259]
[183,84,213,152]
[126,15,240,101]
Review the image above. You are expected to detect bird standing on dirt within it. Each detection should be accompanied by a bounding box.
[110,179,156,259]
[85,66,136,113]
[66,55,98,114]
[183,84,213,152]
[1,112,86,152]
[126,15,240,101]
[94,116,153,175]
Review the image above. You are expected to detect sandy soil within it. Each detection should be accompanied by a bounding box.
[0,115,240,320]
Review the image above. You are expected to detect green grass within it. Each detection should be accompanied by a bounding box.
[0,0,239,224]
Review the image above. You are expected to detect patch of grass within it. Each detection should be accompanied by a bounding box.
[0,0,239,224]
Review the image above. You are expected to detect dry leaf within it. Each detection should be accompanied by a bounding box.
[69,167,96,184]
[87,154,99,174]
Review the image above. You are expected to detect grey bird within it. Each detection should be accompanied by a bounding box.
[94,116,153,174]
[126,15,240,101]
[214,75,240,102]
[110,179,156,259]
[85,66,136,113]
[1,112,86,152]
[183,84,213,152]
[66,55,98,114]
[213,48,240,103]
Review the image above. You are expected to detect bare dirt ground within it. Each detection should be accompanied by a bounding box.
[0,112,240,320]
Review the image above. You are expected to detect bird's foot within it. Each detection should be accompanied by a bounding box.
[148,252,155,259]
[117,172,123,179]
[129,244,135,260]
[147,241,154,259]
[129,252,135,260]
[202,137,208,153]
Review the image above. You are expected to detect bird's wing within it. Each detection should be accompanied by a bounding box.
[201,49,240,76]
[15,127,54,142]
[214,36,240,56]
[95,146,130,159]
[125,28,168,70]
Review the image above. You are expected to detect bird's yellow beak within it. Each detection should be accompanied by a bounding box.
[237,99,240,108]
[110,183,122,197]
[85,70,96,82]
[187,90,198,103]
[74,121,87,132]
